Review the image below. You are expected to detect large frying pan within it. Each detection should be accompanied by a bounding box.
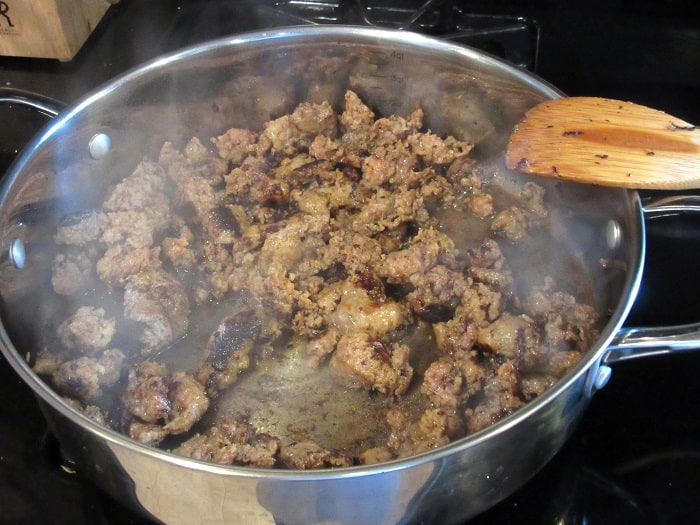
[0,27,698,525]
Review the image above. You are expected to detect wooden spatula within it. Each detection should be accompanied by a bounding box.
[506,97,700,189]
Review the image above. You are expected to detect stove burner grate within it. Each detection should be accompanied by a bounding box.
[259,0,539,69]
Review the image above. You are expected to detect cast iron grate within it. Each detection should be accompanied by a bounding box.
[258,0,540,70]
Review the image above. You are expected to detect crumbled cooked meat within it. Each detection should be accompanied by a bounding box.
[54,209,108,246]
[161,224,197,269]
[339,89,374,136]
[369,107,423,147]
[465,360,524,434]
[520,374,557,401]
[100,159,171,250]
[123,361,209,444]
[163,372,210,434]
[432,314,479,355]
[420,350,486,437]
[63,398,110,426]
[489,182,548,242]
[211,127,259,164]
[51,247,97,295]
[360,144,417,189]
[290,100,338,135]
[196,310,259,394]
[520,181,548,219]
[123,269,190,355]
[302,328,340,367]
[57,306,116,355]
[352,186,429,236]
[358,446,394,465]
[462,279,507,326]
[387,407,451,458]
[405,265,467,322]
[406,131,472,165]
[172,160,227,239]
[91,158,172,294]
[328,280,406,338]
[466,239,514,294]
[45,89,601,469]
[278,440,352,470]
[476,313,540,360]
[122,360,171,423]
[128,421,171,445]
[421,356,465,410]
[32,349,67,376]
[464,192,494,218]
[330,333,413,396]
[522,277,600,355]
[180,136,230,185]
[52,349,125,401]
[378,227,457,284]
[96,245,162,288]
[467,238,508,269]
[173,418,279,468]
[264,100,336,156]
[490,206,531,242]
[542,350,586,377]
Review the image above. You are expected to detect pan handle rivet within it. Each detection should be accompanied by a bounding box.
[605,220,622,249]
[594,365,612,390]
[89,133,111,160]
[9,238,25,269]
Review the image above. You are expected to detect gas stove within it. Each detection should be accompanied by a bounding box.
[1,1,699,523]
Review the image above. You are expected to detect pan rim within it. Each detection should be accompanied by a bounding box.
[0,24,646,480]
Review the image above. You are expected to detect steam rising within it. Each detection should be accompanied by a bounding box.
[0,32,634,466]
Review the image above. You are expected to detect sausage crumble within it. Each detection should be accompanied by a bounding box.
[36,90,600,469]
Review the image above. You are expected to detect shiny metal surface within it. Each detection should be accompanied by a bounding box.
[0,26,689,524]
[642,195,700,218]
[0,87,63,118]
[605,322,700,363]
[601,198,700,363]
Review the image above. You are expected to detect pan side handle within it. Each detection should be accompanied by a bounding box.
[604,322,700,364]
[604,194,700,365]
[0,87,64,117]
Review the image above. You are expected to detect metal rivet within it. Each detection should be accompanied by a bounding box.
[594,365,612,391]
[605,220,622,250]
[9,238,25,269]
[88,133,111,160]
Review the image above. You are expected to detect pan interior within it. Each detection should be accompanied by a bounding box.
[0,28,638,469]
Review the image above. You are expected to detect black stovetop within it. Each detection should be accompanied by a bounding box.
[1,1,699,523]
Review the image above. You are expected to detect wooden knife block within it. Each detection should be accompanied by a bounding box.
[0,0,117,60]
